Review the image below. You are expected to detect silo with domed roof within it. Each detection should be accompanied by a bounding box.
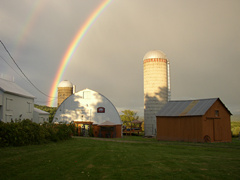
[57,80,74,107]
[143,50,170,136]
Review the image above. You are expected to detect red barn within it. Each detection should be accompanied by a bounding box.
[156,98,232,142]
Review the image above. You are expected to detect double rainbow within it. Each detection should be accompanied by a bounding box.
[48,0,112,107]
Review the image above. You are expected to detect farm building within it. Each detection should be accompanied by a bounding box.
[57,80,75,107]
[156,98,232,142]
[0,78,35,122]
[33,108,50,124]
[53,88,122,138]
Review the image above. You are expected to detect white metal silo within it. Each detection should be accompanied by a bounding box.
[143,50,170,136]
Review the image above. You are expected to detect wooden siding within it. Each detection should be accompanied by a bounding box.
[156,99,231,142]
[202,99,231,142]
[93,124,122,138]
[156,116,203,142]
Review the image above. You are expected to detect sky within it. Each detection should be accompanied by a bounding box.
[0,0,240,116]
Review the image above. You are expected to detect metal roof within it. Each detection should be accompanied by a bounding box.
[0,78,35,98]
[34,108,50,115]
[156,98,222,117]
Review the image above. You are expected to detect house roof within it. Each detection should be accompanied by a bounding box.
[34,108,50,115]
[156,98,231,117]
[0,78,35,98]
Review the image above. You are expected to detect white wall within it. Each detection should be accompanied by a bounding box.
[53,89,122,125]
[33,111,49,124]
[1,91,34,123]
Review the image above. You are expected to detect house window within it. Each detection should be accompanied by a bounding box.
[215,110,219,117]
[5,114,12,122]
[27,102,32,113]
[6,98,13,111]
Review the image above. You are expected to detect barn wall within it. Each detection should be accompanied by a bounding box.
[115,125,122,138]
[203,100,232,142]
[93,125,100,137]
[156,116,203,142]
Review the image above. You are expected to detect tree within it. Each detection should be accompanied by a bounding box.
[120,110,139,128]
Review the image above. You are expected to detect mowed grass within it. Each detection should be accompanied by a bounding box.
[0,137,240,180]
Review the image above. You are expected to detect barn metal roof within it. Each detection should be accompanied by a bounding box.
[0,78,35,98]
[34,108,50,115]
[156,98,227,117]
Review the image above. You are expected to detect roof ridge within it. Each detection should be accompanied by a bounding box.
[169,98,218,102]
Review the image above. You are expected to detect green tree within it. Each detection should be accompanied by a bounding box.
[120,110,139,128]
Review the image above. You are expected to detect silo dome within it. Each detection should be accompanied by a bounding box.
[58,80,73,88]
[143,50,167,60]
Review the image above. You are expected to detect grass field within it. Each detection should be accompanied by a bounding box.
[0,136,240,180]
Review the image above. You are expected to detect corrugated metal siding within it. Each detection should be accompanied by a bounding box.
[156,98,218,116]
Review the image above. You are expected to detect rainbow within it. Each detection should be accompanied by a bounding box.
[48,0,112,107]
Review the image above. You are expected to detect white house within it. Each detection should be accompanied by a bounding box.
[0,78,35,122]
[33,108,50,124]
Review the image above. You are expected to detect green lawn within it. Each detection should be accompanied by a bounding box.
[0,137,240,180]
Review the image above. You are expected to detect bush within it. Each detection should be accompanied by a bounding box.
[232,127,240,137]
[231,121,240,137]
[0,120,75,147]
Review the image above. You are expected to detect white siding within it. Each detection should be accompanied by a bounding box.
[53,89,122,125]
[0,94,2,105]
[2,93,34,122]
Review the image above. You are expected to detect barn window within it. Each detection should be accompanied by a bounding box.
[83,91,90,99]
[215,110,219,117]
[97,107,105,113]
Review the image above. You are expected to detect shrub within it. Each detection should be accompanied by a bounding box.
[232,127,240,137]
[0,120,75,147]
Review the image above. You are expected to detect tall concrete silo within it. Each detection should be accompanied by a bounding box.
[143,50,170,136]
[58,80,74,107]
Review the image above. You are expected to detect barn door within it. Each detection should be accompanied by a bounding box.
[205,119,214,142]
[213,119,222,141]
